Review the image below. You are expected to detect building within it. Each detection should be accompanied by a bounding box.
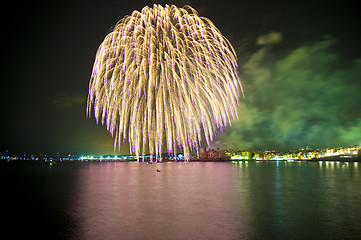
[197,148,230,161]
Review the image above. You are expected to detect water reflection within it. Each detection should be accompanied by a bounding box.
[68,161,361,240]
[71,162,248,240]
[232,161,361,239]
[318,160,359,170]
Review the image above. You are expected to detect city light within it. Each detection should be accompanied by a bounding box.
[1,145,359,162]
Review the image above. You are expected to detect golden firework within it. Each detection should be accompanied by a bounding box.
[87,4,242,160]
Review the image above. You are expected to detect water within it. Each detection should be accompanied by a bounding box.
[2,161,361,239]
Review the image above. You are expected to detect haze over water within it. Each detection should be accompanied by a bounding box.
[2,161,361,239]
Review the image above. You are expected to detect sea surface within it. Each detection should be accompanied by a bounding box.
[1,160,361,240]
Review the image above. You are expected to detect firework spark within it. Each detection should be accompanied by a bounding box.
[87,4,242,160]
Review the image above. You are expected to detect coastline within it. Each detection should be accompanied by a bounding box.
[1,156,360,163]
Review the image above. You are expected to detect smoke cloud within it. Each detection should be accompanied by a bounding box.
[213,35,361,150]
[52,92,85,109]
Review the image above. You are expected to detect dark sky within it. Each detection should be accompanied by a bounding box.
[2,0,361,156]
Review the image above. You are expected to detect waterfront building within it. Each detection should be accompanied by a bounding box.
[198,148,230,161]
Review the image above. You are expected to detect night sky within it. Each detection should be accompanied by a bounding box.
[2,0,361,156]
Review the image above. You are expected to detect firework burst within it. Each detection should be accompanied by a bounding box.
[87,4,242,160]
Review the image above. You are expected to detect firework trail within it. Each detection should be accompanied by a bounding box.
[87,4,242,160]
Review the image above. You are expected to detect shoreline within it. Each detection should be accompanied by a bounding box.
[1,157,360,163]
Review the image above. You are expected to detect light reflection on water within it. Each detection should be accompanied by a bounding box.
[3,160,360,239]
[71,162,247,240]
[68,161,361,240]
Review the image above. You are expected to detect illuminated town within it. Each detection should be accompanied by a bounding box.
[224,145,361,161]
[1,145,360,162]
